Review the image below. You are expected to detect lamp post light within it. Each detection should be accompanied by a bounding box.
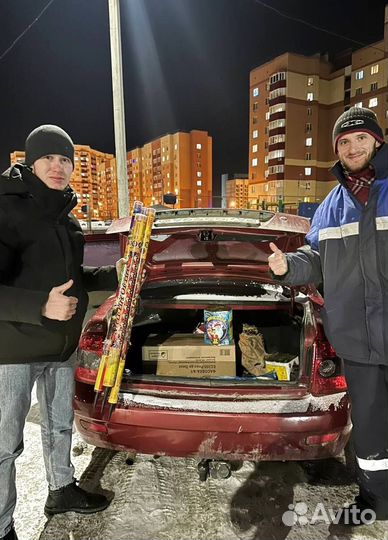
[108,0,130,217]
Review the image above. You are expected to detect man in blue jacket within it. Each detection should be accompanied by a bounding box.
[0,125,119,540]
[269,107,387,526]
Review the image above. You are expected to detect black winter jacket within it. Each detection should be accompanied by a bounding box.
[0,164,117,364]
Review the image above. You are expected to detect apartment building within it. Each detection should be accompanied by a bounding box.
[222,173,249,208]
[10,145,118,221]
[127,130,212,208]
[248,6,388,209]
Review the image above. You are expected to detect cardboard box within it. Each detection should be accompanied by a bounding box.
[142,333,236,378]
[265,356,299,381]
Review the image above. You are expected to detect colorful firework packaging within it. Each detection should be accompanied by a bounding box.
[94,202,156,416]
[204,308,233,345]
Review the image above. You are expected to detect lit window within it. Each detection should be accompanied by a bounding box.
[355,70,364,80]
[307,77,314,86]
[174,144,178,150]
[253,87,259,97]
[252,129,258,139]
[252,158,258,167]
[196,143,202,150]
[307,92,314,101]
[371,64,379,75]
[196,180,202,186]
[167,172,170,178]
[306,137,313,146]
[265,112,270,120]
[252,144,258,153]
[197,189,202,195]
[197,171,202,177]
[354,102,363,108]
[369,97,378,107]
[305,167,312,176]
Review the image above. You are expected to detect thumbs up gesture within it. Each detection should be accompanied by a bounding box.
[42,279,78,321]
[268,242,288,276]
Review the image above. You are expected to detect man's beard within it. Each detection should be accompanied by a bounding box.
[341,144,378,174]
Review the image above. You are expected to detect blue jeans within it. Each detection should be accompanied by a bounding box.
[0,356,76,536]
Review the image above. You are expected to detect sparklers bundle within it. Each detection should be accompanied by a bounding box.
[94,201,156,416]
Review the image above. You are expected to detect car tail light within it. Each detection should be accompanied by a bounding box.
[79,419,108,434]
[310,327,347,396]
[305,432,340,446]
[75,319,107,383]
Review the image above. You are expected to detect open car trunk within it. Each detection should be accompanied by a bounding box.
[124,289,310,386]
[106,209,313,388]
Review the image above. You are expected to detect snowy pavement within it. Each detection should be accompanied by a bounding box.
[15,397,387,540]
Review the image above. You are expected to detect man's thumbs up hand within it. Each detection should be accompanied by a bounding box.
[268,242,288,276]
[42,279,78,320]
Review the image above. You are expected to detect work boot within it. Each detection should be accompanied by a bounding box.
[336,495,388,526]
[0,527,18,540]
[44,480,110,516]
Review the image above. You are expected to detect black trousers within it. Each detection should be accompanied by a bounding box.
[344,360,388,515]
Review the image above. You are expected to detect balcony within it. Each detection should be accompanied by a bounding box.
[269,110,286,122]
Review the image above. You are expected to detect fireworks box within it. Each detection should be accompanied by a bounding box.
[264,356,299,381]
[204,308,233,345]
[142,333,236,378]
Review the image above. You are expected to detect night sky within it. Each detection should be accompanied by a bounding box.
[0,0,386,201]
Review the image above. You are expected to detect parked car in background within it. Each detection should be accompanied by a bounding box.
[74,208,351,476]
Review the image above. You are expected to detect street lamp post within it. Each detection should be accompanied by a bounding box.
[108,0,129,217]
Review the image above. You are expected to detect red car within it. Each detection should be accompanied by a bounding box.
[74,208,351,476]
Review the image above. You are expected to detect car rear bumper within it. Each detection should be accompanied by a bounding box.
[74,382,352,461]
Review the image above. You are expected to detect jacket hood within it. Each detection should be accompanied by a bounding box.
[0,163,30,195]
[330,142,388,187]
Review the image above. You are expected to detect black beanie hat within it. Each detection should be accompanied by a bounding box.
[332,106,384,153]
[25,124,74,166]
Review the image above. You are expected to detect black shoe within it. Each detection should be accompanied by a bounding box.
[44,481,111,516]
[0,527,18,540]
[336,495,388,526]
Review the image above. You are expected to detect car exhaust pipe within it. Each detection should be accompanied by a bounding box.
[197,459,232,481]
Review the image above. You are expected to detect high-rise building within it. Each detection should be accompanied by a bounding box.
[72,145,117,221]
[127,130,212,208]
[10,145,118,221]
[222,173,249,208]
[248,6,387,210]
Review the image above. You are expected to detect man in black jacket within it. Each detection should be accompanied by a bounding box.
[0,125,119,540]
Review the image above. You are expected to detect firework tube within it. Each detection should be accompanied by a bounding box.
[94,201,144,398]
[102,214,147,389]
[108,208,156,408]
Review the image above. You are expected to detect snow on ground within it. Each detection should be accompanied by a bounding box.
[15,400,387,540]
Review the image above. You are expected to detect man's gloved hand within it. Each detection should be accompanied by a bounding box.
[42,279,78,321]
[268,242,288,276]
